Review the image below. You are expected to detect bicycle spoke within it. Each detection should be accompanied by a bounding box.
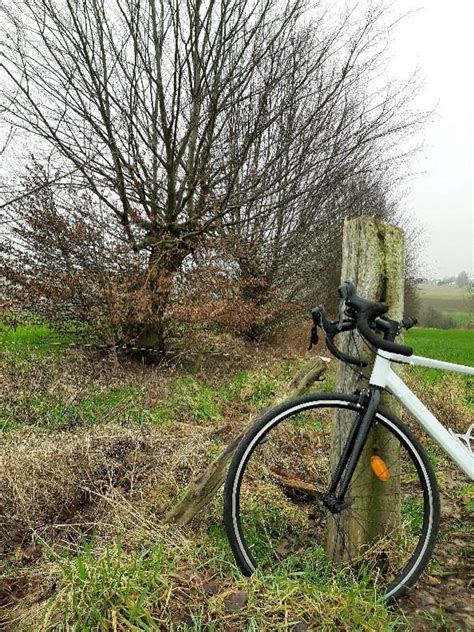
[229,399,436,601]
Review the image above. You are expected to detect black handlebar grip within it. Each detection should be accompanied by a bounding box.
[357,306,413,357]
[402,316,418,330]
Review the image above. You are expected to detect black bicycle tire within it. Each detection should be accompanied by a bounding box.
[223,392,440,602]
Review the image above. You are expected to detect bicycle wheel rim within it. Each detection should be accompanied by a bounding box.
[225,394,438,601]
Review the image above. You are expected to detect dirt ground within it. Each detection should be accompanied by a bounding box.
[400,466,473,631]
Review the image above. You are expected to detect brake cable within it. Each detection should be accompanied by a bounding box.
[344,329,369,381]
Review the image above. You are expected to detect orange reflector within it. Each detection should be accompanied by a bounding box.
[370,455,390,481]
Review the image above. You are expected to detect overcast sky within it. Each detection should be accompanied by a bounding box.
[388,0,473,278]
[1,1,472,280]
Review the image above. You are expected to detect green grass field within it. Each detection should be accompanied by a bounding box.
[0,319,89,354]
[417,284,473,328]
[406,327,474,366]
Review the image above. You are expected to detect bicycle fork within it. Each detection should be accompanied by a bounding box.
[322,386,381,513]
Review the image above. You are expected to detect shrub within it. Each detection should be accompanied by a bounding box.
[419,307,456,329]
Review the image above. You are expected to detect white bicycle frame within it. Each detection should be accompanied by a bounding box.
[370,352,474,479]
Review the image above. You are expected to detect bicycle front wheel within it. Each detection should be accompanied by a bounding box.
[224,392,440,601]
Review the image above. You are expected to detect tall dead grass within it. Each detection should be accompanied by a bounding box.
[404,372,472,434]
[0,422,220,557]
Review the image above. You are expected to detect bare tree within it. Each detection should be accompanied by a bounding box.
[204,6,424,337]
[214,173,407,339]
[1,0,423,347]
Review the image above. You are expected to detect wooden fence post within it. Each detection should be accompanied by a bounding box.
[328,216,405,562]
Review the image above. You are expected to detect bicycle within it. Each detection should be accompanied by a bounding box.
[224,282,474,601]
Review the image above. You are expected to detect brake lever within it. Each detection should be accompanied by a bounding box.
[308,308,322,350]
[308,325,319,350]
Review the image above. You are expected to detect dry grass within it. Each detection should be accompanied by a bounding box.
[404,371,472,434]
[1,324,472,630]
[0,421,223,556]
[0,420,222,630]
[0,342,391,630]
[1,418,395,631]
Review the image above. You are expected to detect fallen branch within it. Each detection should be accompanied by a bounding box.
[269,468,320,500]
[165,356,329,525]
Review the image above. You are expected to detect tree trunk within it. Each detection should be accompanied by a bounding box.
[327,216,405,562]
[129,244,189,353]
[238,255,273,341]
[165,356,329,525]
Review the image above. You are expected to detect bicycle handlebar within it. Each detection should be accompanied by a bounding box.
[339,281,413,357]
[355,304,413,356]
[310,282,414,365]
[312,307,368,367]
